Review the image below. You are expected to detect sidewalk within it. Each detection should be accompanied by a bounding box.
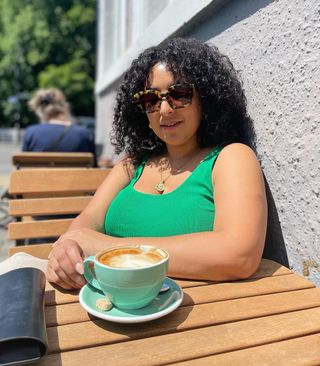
[0,228,14,262]
[0,200,15,262]
[0,142,20,262]
[0,141,19,186]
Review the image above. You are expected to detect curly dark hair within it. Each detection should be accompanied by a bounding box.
[111,37,256,165]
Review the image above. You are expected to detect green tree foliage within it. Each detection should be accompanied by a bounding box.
[0,0,96,127]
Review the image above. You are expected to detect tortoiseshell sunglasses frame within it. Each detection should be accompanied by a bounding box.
[132,83,195,114]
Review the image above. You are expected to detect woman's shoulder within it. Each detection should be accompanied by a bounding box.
[218,143,257,160]
[111,156,136,181]
[213,143,261,177]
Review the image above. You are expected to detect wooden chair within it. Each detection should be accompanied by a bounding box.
[12,152,95,168]
[8,243,53,259]
[8,168,110,246]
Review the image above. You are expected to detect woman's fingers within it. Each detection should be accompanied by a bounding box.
[47,239,86,288]
[46,258,79,289]
[64,241,85,276]
[55,243,86,286]
[55,247,86,287]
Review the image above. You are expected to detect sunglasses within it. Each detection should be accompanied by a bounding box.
[133,83,194,114]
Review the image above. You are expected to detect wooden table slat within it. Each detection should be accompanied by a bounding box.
[40,307,320,366]
[171,333,320,366]
[45,286,79,305]
[45,288,320,352]
[181,273,314,306]
[45,274,314,312]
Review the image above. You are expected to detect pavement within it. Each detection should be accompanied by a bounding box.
[0,142,20,262]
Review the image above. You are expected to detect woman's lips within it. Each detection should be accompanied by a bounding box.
[160,120,182,129]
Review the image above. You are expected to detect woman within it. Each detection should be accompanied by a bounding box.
[47,38,267,289]
[23,88,96,163]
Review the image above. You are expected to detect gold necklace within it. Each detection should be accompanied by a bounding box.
[155,150,201,194]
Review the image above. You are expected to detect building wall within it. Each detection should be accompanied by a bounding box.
[187,0,320,285]
[96,0,320,285]
[95,84,119,159]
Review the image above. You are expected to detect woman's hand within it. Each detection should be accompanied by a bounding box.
[46,238,86,290]
[46,228,121,289]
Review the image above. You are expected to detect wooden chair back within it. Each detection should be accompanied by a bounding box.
[8,168,110,244]
[12,152,95,168]
[8,243,53,259]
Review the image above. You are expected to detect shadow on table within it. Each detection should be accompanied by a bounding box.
[91,291,194,339]
[252,258,290,279]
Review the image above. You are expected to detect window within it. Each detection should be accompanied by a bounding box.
[96,0,214,93]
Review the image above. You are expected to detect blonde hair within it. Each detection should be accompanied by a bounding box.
[28,88,70,121]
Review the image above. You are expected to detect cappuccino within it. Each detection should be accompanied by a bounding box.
[99,247,165,268]
[84,245,169,309]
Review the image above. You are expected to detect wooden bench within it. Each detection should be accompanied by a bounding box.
[8,168,110,245]
[12,152,95,168]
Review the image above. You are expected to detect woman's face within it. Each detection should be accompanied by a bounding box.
[146,63,202,149]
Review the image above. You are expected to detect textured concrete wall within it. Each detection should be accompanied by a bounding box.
[96,0,320,285]
[189,0,319,285]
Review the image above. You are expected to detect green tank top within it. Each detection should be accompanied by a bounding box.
[105,147,222,237]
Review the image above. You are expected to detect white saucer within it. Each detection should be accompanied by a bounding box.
[79,277,183,324]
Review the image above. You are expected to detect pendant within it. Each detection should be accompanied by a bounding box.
[155,181,166,193]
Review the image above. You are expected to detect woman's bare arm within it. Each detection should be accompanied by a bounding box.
[46,159,133,288]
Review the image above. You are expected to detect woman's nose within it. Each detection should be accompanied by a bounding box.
[159,98,173,115]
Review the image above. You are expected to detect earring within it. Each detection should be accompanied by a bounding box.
[149,123,153,129]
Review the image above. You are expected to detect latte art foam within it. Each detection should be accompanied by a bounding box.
[99,247,165,268]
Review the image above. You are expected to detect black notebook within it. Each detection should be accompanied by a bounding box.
[0,267,48,366]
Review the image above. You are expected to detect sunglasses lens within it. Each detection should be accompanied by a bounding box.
[168,85,193,107]
[139,92,160,113]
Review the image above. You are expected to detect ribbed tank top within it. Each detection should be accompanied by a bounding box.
[104,147,222,237]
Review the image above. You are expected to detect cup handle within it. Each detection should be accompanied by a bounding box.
[83,256,100,290]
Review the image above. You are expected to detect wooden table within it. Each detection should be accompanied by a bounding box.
[37,259,320,366]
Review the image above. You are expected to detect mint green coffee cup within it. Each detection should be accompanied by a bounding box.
[84,245,169,310]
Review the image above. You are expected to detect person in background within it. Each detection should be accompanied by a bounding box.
[47,38,268,289]
[23,88,96,165]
